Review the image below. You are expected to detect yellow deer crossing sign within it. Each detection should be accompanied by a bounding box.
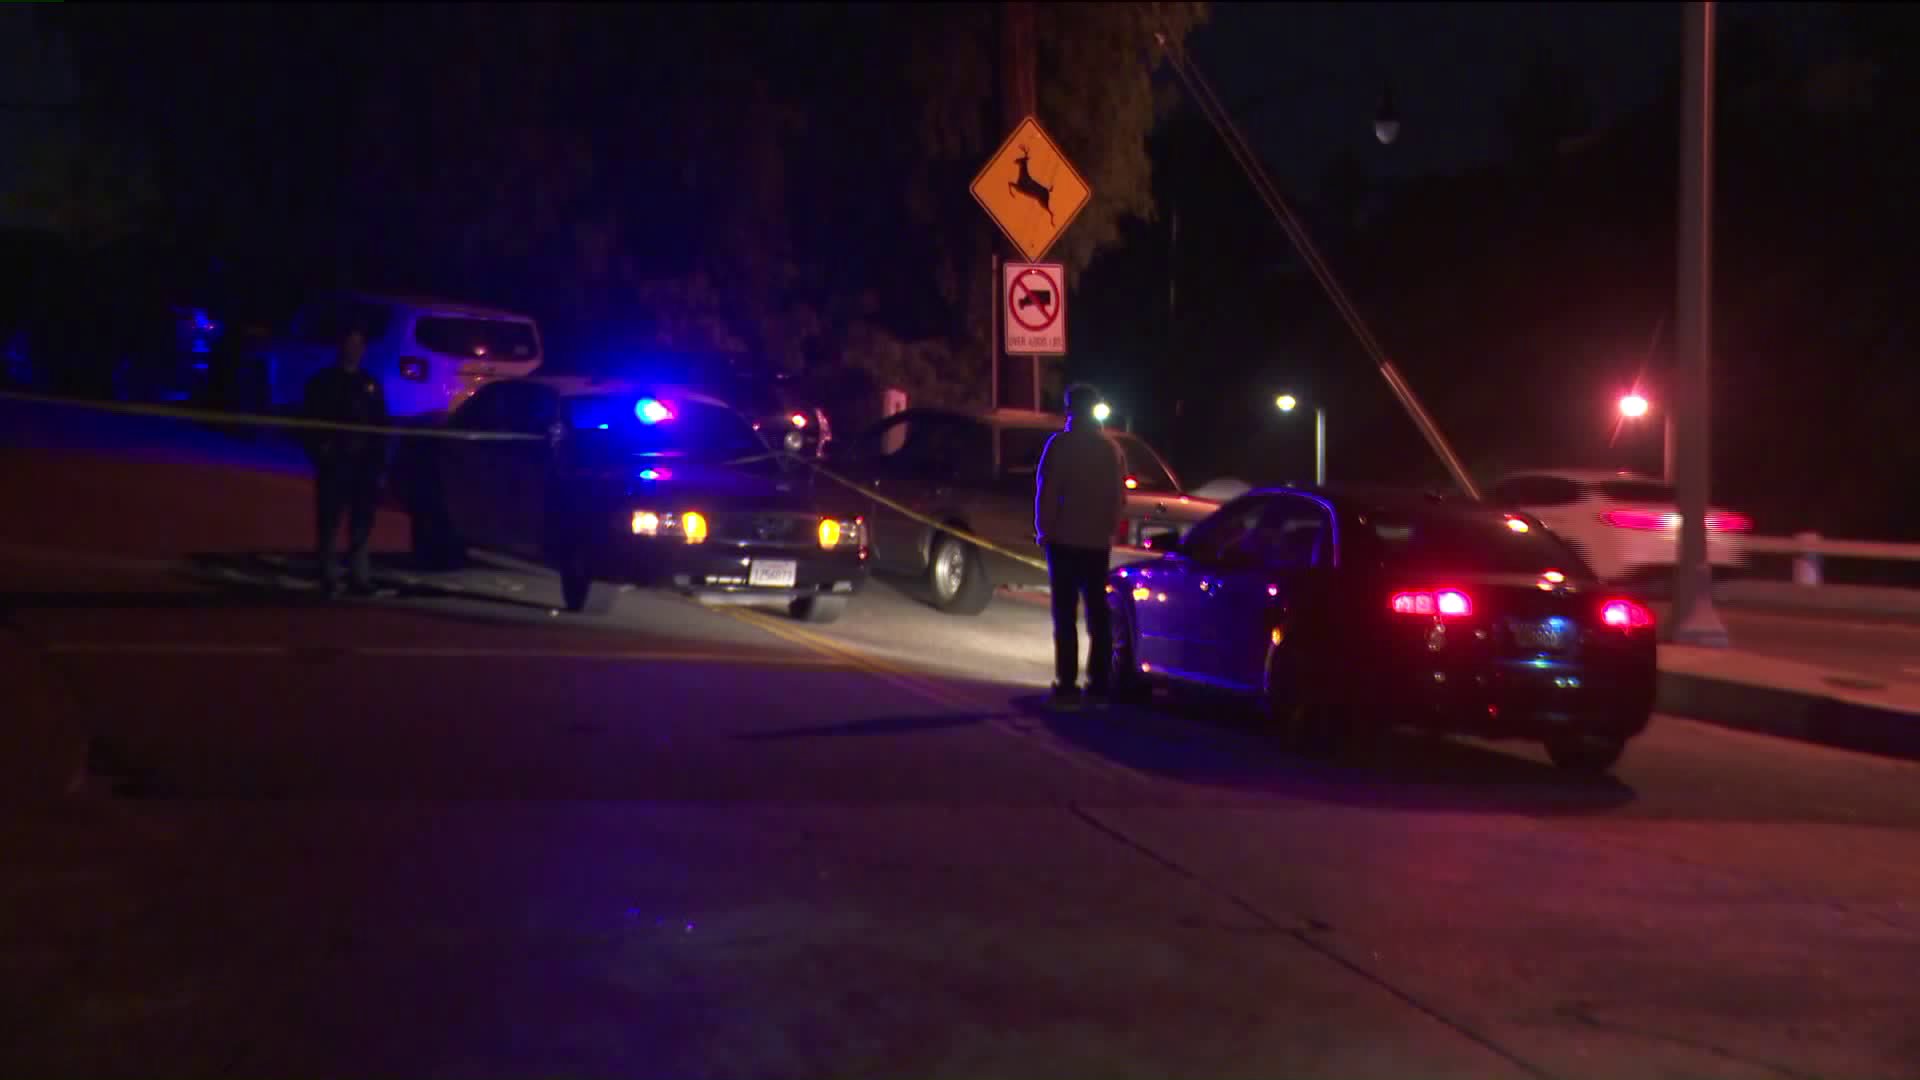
[969,116,1092,264]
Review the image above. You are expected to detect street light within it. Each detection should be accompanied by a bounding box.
[1092,401,1112,423]
[1275,392,1327,486]
[1374,85,1400,146]
[1617,391,1674,484]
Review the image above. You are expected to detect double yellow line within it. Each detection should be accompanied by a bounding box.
[719,604,1156,788]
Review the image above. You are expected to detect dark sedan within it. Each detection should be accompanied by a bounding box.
[1106,487,1657,772]
[399,377,869,620]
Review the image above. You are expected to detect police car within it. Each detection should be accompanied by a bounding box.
[397,377,870,620]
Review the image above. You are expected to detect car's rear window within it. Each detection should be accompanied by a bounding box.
[414,316,539,361]
[1358,509,1595,578]
[566,394,769,464]
[1594,480,1676,503]
[1114,434,1178,493]
[999,427,1179,493]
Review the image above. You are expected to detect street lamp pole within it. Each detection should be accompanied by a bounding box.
[1669,0,1729,647]
[1314,406,1327,487]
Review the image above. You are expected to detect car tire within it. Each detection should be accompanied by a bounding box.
[790,595,848,624]
[559,549,614,615]
[1264,643,1342,756]
[925,533,993,615]
[1107,594,1154,705]
[1545,733,1628,774]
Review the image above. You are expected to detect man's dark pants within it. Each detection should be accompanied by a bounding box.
[1045,542,1113,693]
[316,458,379,589]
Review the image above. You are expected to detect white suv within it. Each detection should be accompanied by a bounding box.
[1489,469,1751,583]
[266,293,543,420]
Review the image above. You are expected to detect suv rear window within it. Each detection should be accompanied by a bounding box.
[414,316,539,360]
[1358,509,1595,578]
[1594,480,1676,503]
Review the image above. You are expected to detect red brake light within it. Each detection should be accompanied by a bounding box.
[1124,475,1140,490]
[790,412,808,428]
[1707,511,1752,532]
[399,356,429,382]
[1600,509,1672,530]
[1600,598,1656,630]
[1391,588,1472,618]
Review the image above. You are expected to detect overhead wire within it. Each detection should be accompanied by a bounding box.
[1153,31,1481,499]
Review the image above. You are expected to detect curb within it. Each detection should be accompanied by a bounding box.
[1655,670,1920,763]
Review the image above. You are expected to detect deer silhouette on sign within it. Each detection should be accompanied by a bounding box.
[1009,145,1055,224]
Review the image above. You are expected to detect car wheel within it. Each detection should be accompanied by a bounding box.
[1545,733,1628,774]
[1107,594,1153,705]
[790,595,848,624]
[1264,643,1341,755]
[926,533,992,615]
[559,548,614,615]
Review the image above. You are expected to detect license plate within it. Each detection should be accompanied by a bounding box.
[748,560,798,588]
[1512,617,1572,651]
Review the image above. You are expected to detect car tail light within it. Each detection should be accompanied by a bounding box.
[1599,597,1656,631]
[681,511,709,544]
[399,356,428,381]
[1707,511,1752,532]
[790,412,808,428]
[1124,475,1140,490]
[1600,509,1674,530]
[1391,588,1472,618]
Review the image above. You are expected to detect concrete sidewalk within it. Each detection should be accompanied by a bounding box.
[1657,645,1920,762]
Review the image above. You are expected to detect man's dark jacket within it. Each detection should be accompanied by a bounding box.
[301,366,389,468]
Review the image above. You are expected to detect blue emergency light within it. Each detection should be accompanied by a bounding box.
[635,397,675,425]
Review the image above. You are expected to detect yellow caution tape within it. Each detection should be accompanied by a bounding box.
[0,388,1153,574]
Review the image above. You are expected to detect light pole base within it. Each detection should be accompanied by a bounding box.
[1665,565,1730,648]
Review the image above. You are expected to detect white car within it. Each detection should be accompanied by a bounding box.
[265,292,543,421]
[1488,469,1751,583]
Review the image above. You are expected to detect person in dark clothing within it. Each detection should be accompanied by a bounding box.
[1034,383,1129,710]
[301,327,389,596]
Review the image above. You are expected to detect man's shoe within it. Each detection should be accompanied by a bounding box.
[1047,683,1083,711]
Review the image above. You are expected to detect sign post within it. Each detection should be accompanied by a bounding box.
[971,115,1091,409]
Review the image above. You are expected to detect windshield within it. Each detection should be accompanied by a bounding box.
[413,316,539,361]
[1358,508,1596,579]
[1594,480,1676,503]
[565,394,771,466]
[998,426,1179,493]
[1113,434,1178,493]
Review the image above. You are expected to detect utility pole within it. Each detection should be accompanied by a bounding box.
[1669,0,1730,647]
[1000,0,1040,410]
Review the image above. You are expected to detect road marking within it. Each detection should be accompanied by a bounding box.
[722,607,1158,788]
[42,641,852,667]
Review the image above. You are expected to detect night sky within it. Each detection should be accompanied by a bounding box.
[1194,1,1841,193]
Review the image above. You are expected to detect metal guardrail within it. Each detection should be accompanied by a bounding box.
[1746,532,1920,587]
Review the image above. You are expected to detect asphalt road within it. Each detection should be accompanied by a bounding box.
[5,404,1920,1078]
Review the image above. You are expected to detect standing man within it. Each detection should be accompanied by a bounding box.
[302,325,388,597]
[1034,383,1128,709]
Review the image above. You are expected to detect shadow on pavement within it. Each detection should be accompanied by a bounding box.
[735,713,994,741]
[1017,693,1638,817]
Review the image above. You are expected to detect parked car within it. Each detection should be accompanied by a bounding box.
[263,293,543,421]
[1108,486,1657,772]
[397,377,869,620]
[828,407,1217,614]
[1487,469,1751,583]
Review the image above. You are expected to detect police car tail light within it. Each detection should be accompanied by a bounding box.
[399,356,428,382]
[818,519,842,549]
[1599,597,1655,631]
[681,511,709,544]
[1391,588,1473,618]
[631,511,662,536]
